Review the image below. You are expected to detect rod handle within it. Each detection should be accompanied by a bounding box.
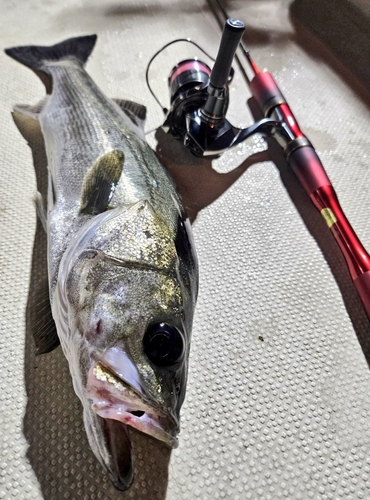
[210,18,245,89]
[288,146,331,195]
[354,272,370,319]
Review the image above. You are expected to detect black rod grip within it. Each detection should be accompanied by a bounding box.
[210,18,245,89]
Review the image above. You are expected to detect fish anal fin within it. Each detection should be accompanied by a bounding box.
[80,150,125,215]
[113,99,147,129]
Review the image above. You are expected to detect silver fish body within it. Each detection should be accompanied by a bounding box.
[6,35,198,489]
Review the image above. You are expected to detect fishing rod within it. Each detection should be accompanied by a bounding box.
[147,3,370,319]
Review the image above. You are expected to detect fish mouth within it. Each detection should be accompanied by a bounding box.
[87,361,179,449]
[98,415,134,490]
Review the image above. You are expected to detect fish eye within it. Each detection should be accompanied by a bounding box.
[143,323,184,367]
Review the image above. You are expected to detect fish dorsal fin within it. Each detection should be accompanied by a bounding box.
[113,99,147,129]
[80,150,124,215]
[32,275,60,354]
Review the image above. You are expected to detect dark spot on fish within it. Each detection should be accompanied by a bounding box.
[258,336,264,342]
[85,319,103,340]
[83,249,99,259]
[96,319,103,334]
[96,387,114,402]
[129,411,145,417]
[144,230,151,238]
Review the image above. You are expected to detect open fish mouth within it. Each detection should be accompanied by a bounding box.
[87,362,179,449]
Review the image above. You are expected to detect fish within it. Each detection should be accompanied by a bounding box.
[5,35,198,490]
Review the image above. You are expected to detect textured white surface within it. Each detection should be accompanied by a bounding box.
[1,0,370,499]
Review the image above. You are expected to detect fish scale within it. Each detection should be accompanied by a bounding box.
[38,56,179,292]
[54,67,169,220]
[44,62,136,201]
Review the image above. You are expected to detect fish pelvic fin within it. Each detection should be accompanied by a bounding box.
[4,35,97,93]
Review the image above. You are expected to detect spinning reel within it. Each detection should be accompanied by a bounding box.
[149,18,296,157]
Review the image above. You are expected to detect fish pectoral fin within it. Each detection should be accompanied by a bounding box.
[113,99,147,130]
[13,96,49,120]
[31,276,60,354]
[79,150,125,215]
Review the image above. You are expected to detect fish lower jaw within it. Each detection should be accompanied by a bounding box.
[93,404,178,448]
[87,363,178,449]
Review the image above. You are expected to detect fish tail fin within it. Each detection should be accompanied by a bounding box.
[5,35,97,70]
[5,35,97,92]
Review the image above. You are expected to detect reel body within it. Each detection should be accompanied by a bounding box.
[159,20,284,157]
[164,58,233,155]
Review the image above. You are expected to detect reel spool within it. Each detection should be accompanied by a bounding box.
[165,58,212,139]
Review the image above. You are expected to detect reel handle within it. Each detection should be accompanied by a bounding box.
[210,19,245,89]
